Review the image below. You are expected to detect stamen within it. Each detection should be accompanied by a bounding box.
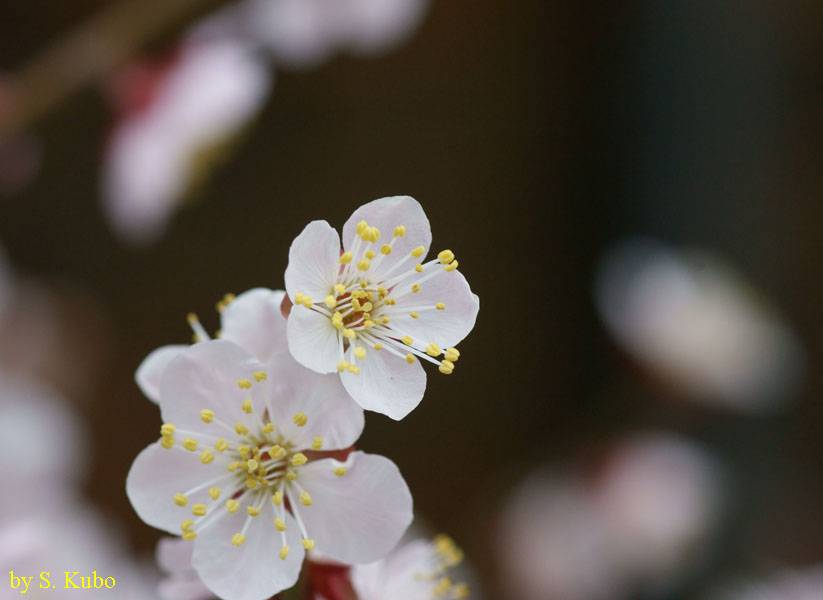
[187,313,211,342]
[292,413,308,427]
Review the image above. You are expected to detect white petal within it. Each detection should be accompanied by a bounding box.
[193,499,304,600]
[156,536,194,574]
[351,539,435,600]
[286,303,340,374]
[264,350,363,450]
[221,288,287,362]
[296,452,413,564]
[341,345,425,420]
[284,219,340,300]
[126,442,230,534]
[159,340,268,433]
[136,345,188,404]
[388,269,479,349]
[342,196,431,270]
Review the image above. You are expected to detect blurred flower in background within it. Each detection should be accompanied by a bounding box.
[705,567,823,600]
[496,432,726,600]
[595,238,805,412]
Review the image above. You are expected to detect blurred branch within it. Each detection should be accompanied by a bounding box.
[0,0,235,140]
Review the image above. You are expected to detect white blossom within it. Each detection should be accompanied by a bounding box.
[284,196,479,420]
[127,339,411,600]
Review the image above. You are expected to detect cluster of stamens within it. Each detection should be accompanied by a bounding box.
[158,372,344,559]
[416,535,470,599]
[294,220,463,376]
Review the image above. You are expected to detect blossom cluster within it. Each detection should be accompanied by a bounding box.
[127,196,479,600]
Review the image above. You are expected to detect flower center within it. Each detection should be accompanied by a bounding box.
[294,220,462,376]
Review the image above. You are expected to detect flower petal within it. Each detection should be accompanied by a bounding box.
[284,219,340,300]
[295,452,413,564]
[388,269,479,349]
[264,349,363,450]
[159,340,268,433]
[193,499,304,600]
[286,303,340,374]
[340,345,425,420]
[156,536,194,574]
[342,196,431,266]
[136,345,188,404]
[221,288,287,362]
[126,442,231,534]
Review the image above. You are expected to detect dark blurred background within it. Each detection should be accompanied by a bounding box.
[2,1,823,599]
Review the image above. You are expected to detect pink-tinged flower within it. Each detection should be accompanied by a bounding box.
[596,238,804,412]
[101,34,272,245]
[156,537,213,600]
[243,0,429,69]
[136,288,287,404]
[284,196,479,420]
[351,534,471,600]
[127,339,411,600]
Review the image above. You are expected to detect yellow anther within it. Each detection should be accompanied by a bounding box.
[226,500,240,514]
[324,295,336,308]
[438,364,454,375]
[235,423,249,436]
[272,491,283,506]
[445,260,459,272]
[208,487,221,500]
[332,313,344,329]
[161,424,176,436]
[182,438,198,452]
[351,298,362,311]
[411,246,425,258]
[384,298,396,306]
[360,280,369,288]
[300,492,313,506]
[361,302,373,313]
[333,467,347,476]
[253,370,267,382]
[237,445,250,458]
[293,412,308,427]
[410,312,420,319]
[411,284,421,294]
[192,334,201,343]
[365,250,376,259]
[380,244,392,255]
[312,437,323,450]
[356,220,368,235]
[337,359,349,373]
[354,346,367,360]
[180,519,194,531]
[357,259,371,271]
[438,249,455,264]
[237,379,252,389]
[270,445,286,459]
[246,478,259,489]
[279,545,290,560]
[291,453,308,466]
[241,398,253,414]
[338,251,353,264]
[402,335,413,345]
[173,494,188,507]
[361,226,380,243]
[393,225,406,237]
[364,320,374,328]
[334,283,346,294]
[453,583,470,598]
[347,365,360,375]
[182,530,197,541]
[246,459,259,472]
[274,518,287,531]
[200,450,215,464]
[436,302,446,310]
[200,409,215,423]
[441,360,455,370]
[286,471,297,481]
[373,343,383,351]
[262,423,275,434]
[191,504,207,517]
[227,461,240,472]
[406,353,416,363]
[445,347,460,361]
[299,295,313,308]
[302,539,315,551]
[186,313,198,325]
[426,342,442,357]
[434,578,453,595]
[231,534,246,547]
[161,435,175,449]
[342,328,356,340]
[247,506,261,517]
[415,263,424,273]
[213,438,229,453]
